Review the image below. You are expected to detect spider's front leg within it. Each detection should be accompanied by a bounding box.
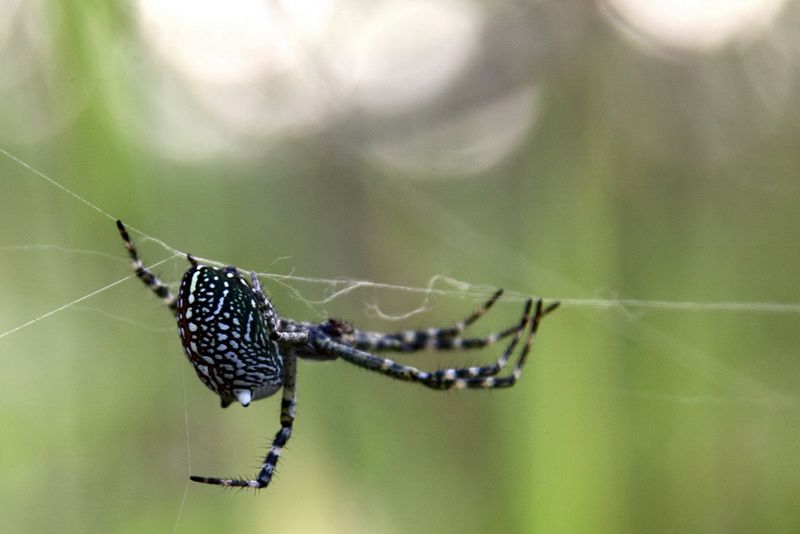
[348,289,509,353]
[307,299,556,390]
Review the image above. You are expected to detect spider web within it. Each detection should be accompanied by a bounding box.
[3,145,798,344]
[2,146,799,533]
[2,144,799,406]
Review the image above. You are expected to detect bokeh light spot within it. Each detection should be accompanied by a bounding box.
[601,0,787,53]
[342,0,481,114]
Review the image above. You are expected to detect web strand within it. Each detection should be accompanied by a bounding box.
[1,147,117,221]
[0,255,179,341]
[551,297,800,314]
[172,362,192,534]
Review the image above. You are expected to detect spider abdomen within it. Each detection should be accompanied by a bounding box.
[176,264,283,406]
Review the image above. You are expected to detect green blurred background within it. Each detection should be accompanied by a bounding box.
[2,1,800,533]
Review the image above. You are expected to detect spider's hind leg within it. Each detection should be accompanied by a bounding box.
[191,353,298,489]
[116,220,178,314]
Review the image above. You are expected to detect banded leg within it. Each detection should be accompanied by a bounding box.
[350,289,508,352]
[309,299,555,390]
[432,298,533,379]
[116,220,178,314]
[351,321,522,353]
[190,352,298,488]
[278,291,510,341]
[350,294,559,355]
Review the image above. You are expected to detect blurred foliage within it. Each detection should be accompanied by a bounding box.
[1,1,800,533]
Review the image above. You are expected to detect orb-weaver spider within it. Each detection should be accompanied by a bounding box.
[117,220,558,489]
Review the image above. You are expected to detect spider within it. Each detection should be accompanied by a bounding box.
[116,220,559,489]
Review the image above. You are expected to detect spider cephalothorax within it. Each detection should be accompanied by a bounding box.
[117,220,558,489]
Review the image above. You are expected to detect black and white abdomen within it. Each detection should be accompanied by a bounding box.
[175,264,284,407]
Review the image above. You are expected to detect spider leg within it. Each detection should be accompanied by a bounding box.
[349,298,532,377]
[250,272,309,344]
[308,299,554,390]
[116,220,178,314]
[190,352,298,489]
[274,289,505,342]
[348,294,558,356]
[350,289,506,352]
[249,271,280,331]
